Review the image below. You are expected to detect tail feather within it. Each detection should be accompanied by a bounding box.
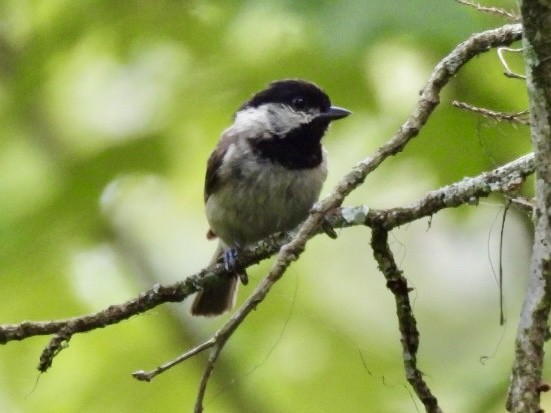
[191,275,238,316]
[191,243,240,317]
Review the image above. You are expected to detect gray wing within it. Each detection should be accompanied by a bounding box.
[204,130,239,204]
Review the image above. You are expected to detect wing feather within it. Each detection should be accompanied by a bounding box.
[204,131,239,203]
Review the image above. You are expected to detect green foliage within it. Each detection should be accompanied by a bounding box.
[0,1,535,412]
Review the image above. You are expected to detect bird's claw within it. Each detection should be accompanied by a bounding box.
[322,217,338,239]
[223,248,248,285]
[223,249,238,272]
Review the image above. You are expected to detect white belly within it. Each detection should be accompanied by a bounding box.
[206,155,327,247]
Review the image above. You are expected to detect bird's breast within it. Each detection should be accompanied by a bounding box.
[205,148,328,247]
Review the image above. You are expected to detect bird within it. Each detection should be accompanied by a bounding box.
[191,79,351,316]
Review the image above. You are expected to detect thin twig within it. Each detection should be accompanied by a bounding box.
[195,342,224,413]
[506,195,535,216]
[455,0,520,21]
[452,100,530,125]
[497,47,526,79]
[133,338,216,382]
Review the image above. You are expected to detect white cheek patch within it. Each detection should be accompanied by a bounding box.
[233,104,318,140]
[233,107,271,137]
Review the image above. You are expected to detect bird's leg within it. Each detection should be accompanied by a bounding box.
[321,216,338,239]
[223,247,248,285]
[223,248,238,272]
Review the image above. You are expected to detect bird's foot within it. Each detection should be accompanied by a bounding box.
[223,248,248,285]
[321,216,338,239]
[223,248,238,271]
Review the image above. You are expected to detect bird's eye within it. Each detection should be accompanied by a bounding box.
[291,97,306,110]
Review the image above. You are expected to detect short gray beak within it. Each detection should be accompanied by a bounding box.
[320,106,352,121]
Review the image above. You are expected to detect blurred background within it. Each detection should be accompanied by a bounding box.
[0,1,537,412]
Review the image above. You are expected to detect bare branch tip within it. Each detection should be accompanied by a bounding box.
[452,100,530,125]
[497,47,526,80]
[132,370,153,382]
[455,0,520,21]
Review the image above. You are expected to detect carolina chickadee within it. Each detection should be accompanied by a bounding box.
[191,79,351,316]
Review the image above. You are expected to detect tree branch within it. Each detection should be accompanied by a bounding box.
[452,100,530,125]
[360,152,534,231]
[507,2,551,412]
[454,0,520,21]
[371,227,442,413]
